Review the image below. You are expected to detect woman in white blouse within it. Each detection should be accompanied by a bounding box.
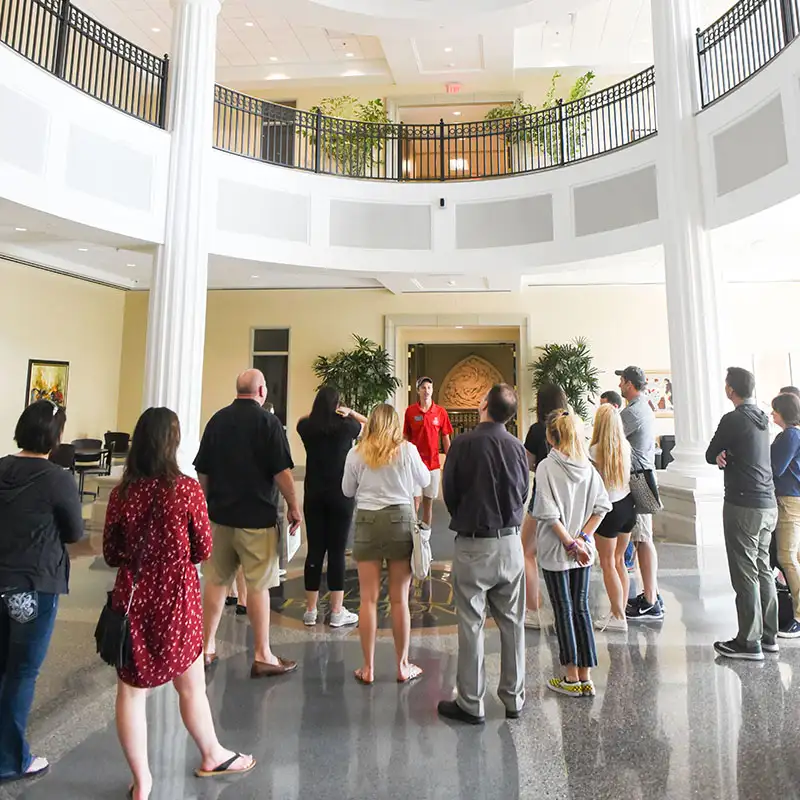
[342,403,430,685]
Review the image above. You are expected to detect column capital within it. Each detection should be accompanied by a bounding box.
[170,0,222,10]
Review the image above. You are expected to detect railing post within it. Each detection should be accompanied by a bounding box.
[439,118,445,181]
[779,0,799,43]
[53,0,71,79]
[397,122,404,181]
[157,54,170,129]
[557,99,566,165]
[695,28,706,108]
[314,108,322,173]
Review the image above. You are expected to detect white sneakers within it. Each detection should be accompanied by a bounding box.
[524,608,554,630]
[303,608,318,626]
[329,608,359,628]
[595,614,628,633]
[304,607,359,628]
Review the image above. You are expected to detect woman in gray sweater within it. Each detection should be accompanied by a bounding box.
[533,409,611,698]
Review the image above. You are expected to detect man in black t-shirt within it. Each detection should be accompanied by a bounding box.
[195,369,301,678]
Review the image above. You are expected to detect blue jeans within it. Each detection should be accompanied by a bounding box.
[0,591,59,778]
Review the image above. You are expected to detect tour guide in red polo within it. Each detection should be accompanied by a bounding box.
[403,377,453,527]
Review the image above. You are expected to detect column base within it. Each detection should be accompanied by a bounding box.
[654,465,724,548]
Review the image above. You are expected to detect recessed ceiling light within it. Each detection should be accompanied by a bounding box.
[126,263,136,267]
[250,274,259,279]
[266,73,289,80]
[78,247,88,252]
[345,52,355,58]
[452,111,462,116]
[269,56,279,62]
[244,21,254,27]
[151,27,160,32]
[342,69,363,77]
[447,62,456,67]
[444,46,453,53]
[14,227,26,231]
[455,325,464,329]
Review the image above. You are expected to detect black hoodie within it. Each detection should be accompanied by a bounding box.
[706,404,777,509]
[0,455,84,594]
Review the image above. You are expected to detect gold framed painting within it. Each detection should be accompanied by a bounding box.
[25,360,69,408]
[644,370,673,417]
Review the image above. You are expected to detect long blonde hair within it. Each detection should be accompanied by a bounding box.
[357,403,403,469]
[545,409,586,461]
[590,403,631,491]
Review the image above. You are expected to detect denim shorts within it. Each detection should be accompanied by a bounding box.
[353,504,415,563]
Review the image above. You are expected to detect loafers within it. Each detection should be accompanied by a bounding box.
[437,699,484,725]
[250,657,298,678]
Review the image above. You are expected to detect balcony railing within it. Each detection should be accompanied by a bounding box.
[698,0,800,106]
[0,0,169,127]
[214,67,657,182]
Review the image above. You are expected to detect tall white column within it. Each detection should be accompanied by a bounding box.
[651,0,726,547]
[143,0,221,471]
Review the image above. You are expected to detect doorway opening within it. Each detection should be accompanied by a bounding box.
[407,341,518,439]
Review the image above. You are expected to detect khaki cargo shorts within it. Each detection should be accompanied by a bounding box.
[204,523,280,591]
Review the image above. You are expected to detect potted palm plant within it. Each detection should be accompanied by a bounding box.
[313,334,401,415]
[530,337,600,420]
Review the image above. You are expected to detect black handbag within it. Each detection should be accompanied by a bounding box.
[94,497,158,669]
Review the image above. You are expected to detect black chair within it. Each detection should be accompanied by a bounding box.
[49,443,76,472]
[104,431,130,460]
[71,438,111,500]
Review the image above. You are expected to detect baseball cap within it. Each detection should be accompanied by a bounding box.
[416,376,433,389]
[614,366,647,389]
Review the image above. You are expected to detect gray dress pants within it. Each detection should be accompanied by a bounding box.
[452,533,526,717]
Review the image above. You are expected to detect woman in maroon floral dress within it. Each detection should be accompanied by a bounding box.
[104,408,254,800]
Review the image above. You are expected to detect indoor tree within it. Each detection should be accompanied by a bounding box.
[305,96,391,177]
[313,334,401,415]
[483,70,596,161]
[530,337,600,420]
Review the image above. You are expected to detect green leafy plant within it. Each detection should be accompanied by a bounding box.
[530,337,600,420]
[313,334,401,415]
[305,96,391,177]
[483,71,596,160]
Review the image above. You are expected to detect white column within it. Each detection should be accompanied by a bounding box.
[651,0,725,547]
[143,0,221,472]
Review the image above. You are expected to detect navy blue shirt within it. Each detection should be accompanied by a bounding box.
[772,426,800,497]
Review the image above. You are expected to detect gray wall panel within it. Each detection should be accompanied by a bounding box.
[455,195,554,249]
[330,200,431,249]
[217,181,309,242]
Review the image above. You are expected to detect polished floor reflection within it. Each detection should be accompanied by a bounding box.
[3,519,800,799]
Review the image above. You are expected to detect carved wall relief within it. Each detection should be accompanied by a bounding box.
[439,355,505,409]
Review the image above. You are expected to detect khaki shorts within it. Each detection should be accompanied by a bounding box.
[630,513,654,543]
[204,523,280,591]
[353,505,414,563]
[414,468,441,500]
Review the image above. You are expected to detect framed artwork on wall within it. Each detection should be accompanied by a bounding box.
[644,370,673,417]
[25,360,69,408]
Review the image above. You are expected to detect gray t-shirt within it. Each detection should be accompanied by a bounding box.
[620,394,656,472]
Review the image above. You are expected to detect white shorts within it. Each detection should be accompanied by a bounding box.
[415,468,441,500]
[631,513,653,543]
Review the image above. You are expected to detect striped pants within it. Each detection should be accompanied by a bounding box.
[543,567,598,668]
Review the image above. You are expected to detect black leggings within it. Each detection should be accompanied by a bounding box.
[303,495,355,592]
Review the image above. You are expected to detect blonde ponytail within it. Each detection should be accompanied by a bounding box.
[545,409,586,461]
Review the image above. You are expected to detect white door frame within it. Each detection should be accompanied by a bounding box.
[384,313,534,435]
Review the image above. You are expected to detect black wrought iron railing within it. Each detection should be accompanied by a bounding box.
[214,67,657,182]
[0,0,169,127]
[698,0,800,106]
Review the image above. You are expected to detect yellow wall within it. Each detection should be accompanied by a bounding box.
[118,285,675,463]
[78,280,800,467]
[0,259,125,455]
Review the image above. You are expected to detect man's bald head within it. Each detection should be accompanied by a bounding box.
[236,369,267,405]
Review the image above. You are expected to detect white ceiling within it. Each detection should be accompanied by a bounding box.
[73,0,735,92]
[3,196,800,294]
